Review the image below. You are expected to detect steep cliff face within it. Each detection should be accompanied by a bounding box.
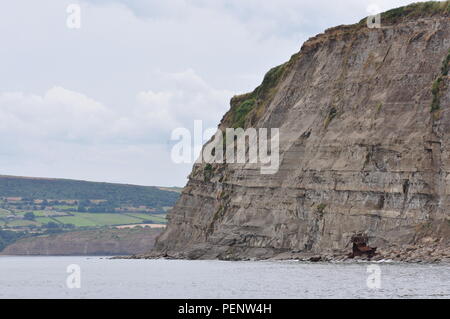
[153,3,450,260]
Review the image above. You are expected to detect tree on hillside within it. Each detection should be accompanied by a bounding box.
[24,212,36,221]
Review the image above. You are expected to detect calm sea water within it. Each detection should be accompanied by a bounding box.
[0,256,449,299]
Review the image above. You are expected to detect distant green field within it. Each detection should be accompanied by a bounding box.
[52,213,147,227]
[30,211,69,217]
[126,213,167,223]
[81,213,143,225]
[52,215,98,227]
[0,208,11,217]
[52,205,77,210]
[2,211,167,229]
[7,220,40,227]
[35,217,57,224]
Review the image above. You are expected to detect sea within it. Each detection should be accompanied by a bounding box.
[0,256,449,299]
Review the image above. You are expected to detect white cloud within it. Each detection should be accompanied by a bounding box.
[0,69,229,140]
[0,87,114,142]
[135,69,232,132]
[0,69,230,185]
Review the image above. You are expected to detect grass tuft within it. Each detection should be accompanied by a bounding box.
[324,107,337,128]
[431,49,450,112]
[204,164,214,182]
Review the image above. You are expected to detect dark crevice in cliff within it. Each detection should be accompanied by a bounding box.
[304,204,326,251]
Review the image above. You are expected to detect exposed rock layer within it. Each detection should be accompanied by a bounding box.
[151,5,450,261]
[1,228,162,256]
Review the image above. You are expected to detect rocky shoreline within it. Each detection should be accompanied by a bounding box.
[279,243,450,264]
[129,225,450,264]
[125,241,450,264]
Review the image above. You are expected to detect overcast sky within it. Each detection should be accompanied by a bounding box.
[0,0,420,186]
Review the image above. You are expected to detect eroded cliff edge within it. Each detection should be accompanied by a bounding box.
[151,3,450,261]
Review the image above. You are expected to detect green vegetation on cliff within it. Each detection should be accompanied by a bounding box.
[431,49,450,112]
[225,62,289,128]
[358,1,450,25]
[382,1,450,23]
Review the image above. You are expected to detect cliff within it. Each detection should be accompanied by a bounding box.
[151,2,450,261]
[1,228,163,256]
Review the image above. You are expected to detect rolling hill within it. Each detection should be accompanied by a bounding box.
[0,175,179,208]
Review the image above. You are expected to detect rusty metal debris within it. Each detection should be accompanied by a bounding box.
[348,234,377,259]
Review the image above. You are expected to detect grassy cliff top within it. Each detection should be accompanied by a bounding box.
[361,1,450,24]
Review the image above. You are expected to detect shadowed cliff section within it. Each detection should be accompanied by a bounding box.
[149,2,450,261]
